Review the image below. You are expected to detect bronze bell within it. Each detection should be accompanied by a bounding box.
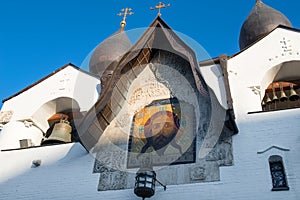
[265,94,272,105]
[279,83,288,102]
[42,119,72,145]
[261,100,266,111]
[272,92,279,102]
[289,84,299,101]
[261,100,266,107]
[271,83,279,102]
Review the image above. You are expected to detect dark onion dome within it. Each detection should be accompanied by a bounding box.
[89,29,131,77]
[239,0,292,50]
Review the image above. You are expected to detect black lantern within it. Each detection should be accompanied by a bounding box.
[134,167,166,200]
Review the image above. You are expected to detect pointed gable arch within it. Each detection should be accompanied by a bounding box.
[77,16,210,151]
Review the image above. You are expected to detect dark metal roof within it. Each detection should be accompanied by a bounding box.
[89,29,132,77]
[239,0,292,50]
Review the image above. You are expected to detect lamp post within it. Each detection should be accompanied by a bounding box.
[134,156,166,199]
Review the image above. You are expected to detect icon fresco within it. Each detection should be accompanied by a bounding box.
[127,97,196,168]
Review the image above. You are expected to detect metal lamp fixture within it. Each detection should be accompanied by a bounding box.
[134,166,166,200]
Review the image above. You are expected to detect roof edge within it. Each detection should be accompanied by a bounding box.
[2,63,98,103]
[198,57,221,66]
[231,25,300,58]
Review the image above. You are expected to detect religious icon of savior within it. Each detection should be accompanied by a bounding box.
[127,97,196,168]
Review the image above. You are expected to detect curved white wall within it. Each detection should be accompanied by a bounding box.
[1,65,100,122]
[228,28,300,118]
[0,121,43,150]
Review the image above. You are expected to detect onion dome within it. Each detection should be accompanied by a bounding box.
[239,0,292,50]
[89,29,131,76]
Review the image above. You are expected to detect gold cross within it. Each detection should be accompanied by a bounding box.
[150,2,171,17]
[117,8,134,29]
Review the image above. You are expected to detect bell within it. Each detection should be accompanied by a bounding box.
[289,84,300,101]
[271,83,279,102]
[280,90,288,102]
[261,100,266,107]
[272,92,279,102]
[265,94,272,105]
[261,100,266,111]
[279,83,288,102]
[42,119,72,145]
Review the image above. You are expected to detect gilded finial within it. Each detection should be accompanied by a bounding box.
[256,0,263,5]
[117,8,134,29]
[150,2,171,17]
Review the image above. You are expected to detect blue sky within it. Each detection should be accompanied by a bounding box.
[0,0,299,108]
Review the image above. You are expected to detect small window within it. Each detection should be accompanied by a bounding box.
[269,155,289,191]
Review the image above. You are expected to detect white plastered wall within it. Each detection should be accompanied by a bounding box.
[228,28,300,119]
[1,65,100,119]
[0,65,100,149]
[200,63,228,109]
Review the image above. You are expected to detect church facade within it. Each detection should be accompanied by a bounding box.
[0,1,299,199]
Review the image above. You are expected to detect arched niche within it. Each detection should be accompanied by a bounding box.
[260,61,300,111]
[32,97,81,133]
